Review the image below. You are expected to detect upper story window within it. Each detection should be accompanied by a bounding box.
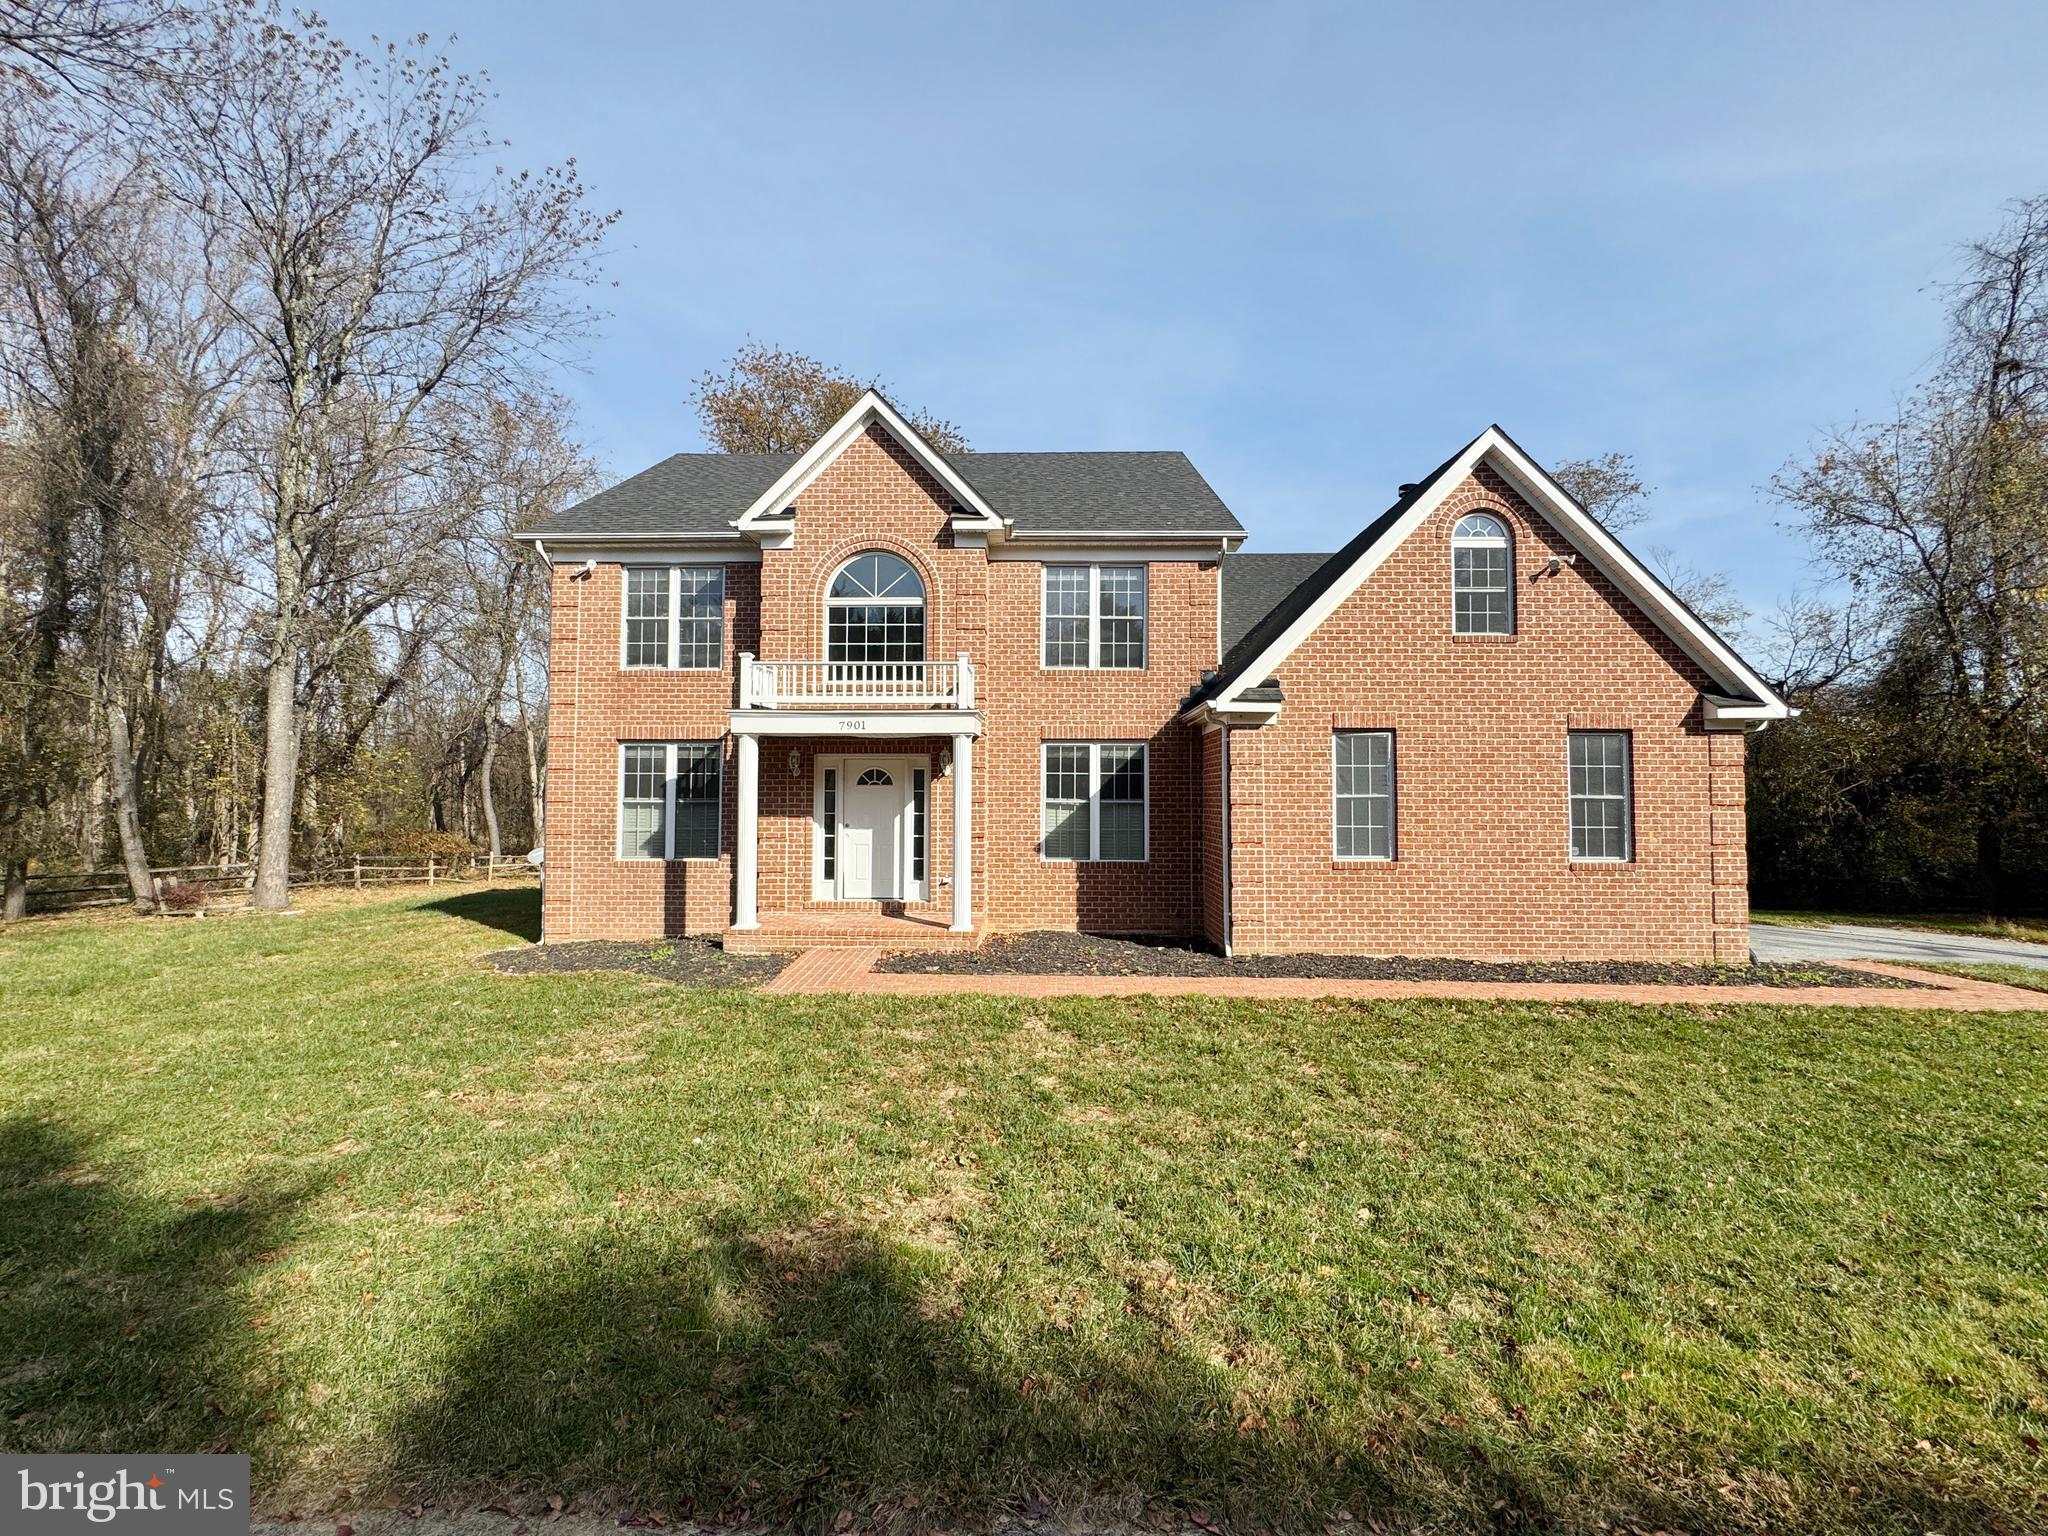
[1451,513,1513,634]
[828,552,925,664]
[623,566,725,669]
[1043,564,1147,668]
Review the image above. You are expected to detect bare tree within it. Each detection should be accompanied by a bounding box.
[153,9,613,909]
[1551,451,1651,530]
[0,0,188,102]
[691,339,967,454]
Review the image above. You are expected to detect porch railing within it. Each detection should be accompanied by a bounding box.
[738,653,976,709]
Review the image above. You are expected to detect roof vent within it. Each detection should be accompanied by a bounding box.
[1397,482,1419,497]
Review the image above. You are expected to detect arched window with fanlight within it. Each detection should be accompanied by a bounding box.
[1451,512,1513,634]
[827,552,926,666]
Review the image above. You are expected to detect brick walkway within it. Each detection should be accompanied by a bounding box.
[757,952,2048,1011]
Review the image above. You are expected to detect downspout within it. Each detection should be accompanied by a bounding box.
[1219,724,1233,959]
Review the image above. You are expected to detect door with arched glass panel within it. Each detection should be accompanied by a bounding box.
[826,552,925,696]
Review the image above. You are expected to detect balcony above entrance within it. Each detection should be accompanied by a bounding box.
[738,654,975,711]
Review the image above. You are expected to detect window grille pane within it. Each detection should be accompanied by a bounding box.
[1568,732,1631,860]
[624,568,671,666]
[821,769,837,880]
[829,603,925,664]
[676,567,724,667]
[1334,731,1395,859]
[912,768,927,881]
[1041,744,1091,859]
[1043,566,1090,666]
[1097,567,1146,668]
[1098,744,1145,861]
[619,743,669,858]
[672,743,721,858]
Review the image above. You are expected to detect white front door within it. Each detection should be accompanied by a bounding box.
[840,762,903,899]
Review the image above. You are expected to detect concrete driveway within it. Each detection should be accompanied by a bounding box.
[1750,921,2048,969]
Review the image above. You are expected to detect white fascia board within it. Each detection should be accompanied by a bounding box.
[1180,698,1282,728]
[995,528,1244,545]
[988,543,1227,563]
[732,389,1007,533]
[539,540,761,565]
[728,707,984,739]
[1211,428,1792,718]
[1703,693,1800,729]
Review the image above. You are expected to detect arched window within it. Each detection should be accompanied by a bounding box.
[1451,512,1513,634]
[854,767,894,787]
[827,552,925,664]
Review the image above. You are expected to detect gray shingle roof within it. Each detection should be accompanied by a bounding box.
[518,448,1244,540]
[1220,552,1336,660]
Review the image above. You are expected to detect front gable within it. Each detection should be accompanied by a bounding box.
[733,389,1005,548]
[1193,426,1791,726]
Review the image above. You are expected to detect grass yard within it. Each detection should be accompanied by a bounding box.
[1753,909,2048,947]
[1910,961,2048,995]
[2,887,2046,1534]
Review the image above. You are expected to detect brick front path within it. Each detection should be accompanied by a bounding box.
[758,953,2048,1011]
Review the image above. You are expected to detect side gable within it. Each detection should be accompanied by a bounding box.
[1188,426,1791,725]
[733,390,1006,544]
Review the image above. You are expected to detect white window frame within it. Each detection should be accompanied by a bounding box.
[1450,512,1514,636]
[1331,730,1396,861]
[615,741,723,861]
[1566,731,1633,863]
[1038,741,1149,863]
[1040,563,1147,670]
[825,552,926,665]
[619,565,726,671]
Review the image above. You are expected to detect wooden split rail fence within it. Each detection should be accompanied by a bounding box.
[21,853,537,914]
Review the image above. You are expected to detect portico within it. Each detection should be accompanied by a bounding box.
[728,651,981,938]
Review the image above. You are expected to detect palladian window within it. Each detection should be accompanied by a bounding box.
[827,552,926,664]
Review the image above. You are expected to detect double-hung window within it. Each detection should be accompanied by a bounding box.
[622,566,725,669]
[1040,742,1147,861]
[1042,564,1146,668]
[618,741,722,860]
[1567,731,1632,861]
[1333,731,1396,859]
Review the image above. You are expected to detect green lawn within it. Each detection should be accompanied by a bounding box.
[1753,909,2048,946]
[1909,961,2048,995]
[3,887,2046,1534]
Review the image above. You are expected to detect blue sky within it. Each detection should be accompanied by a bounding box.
[331,1,2048,620]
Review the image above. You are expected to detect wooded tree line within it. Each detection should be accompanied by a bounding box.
[0,0,607,915]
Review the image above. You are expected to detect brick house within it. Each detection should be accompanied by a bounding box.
[518,391,1790,960]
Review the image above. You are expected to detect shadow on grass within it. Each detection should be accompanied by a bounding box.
[0,1114,310,1457]
[382,1218,1967,1536]
[422,886,542,943]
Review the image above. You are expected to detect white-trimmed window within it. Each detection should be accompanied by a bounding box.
[1451,513,1512,634]
[828,552,925,664]
[618,741,722,860]
[1333,731,1395,860]
[622,566,725,669]
[1040,742,1147,861]
[1042,564,1146,668]
[1567,731,1631,861]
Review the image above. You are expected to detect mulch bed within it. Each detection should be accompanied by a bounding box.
[876,930,1930,988]
[483,937,786,988]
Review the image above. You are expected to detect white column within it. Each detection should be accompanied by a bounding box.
[950,732,974,932]
[734,732,759,929]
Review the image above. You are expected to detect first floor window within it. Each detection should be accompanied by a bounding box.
[618,741,722,859]
[1334,731,1395,859]
[912,766,928,882]
[1040,742,1147,861]
[623,566,725,669]
[1042,564,1147,668]
[1568,731,1631,861]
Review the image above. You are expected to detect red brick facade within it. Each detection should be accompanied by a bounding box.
[541,425,1753,960]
